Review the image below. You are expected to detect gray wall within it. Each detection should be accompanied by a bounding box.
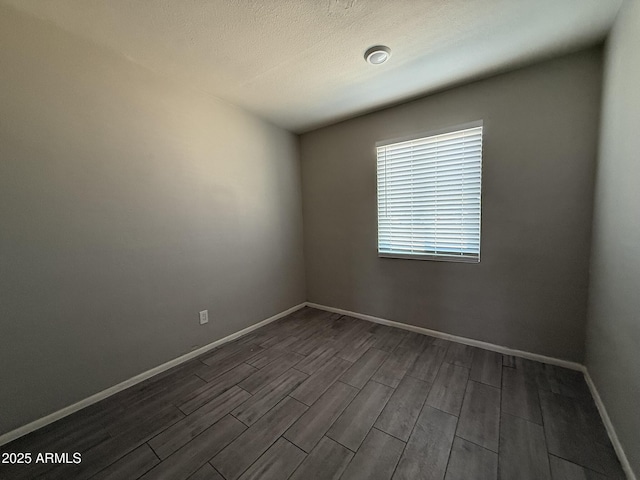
[300,49,602,363]
[0,6,305,435]
[586,0,640,475]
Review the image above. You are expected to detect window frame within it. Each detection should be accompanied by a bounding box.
[375,120,484,263]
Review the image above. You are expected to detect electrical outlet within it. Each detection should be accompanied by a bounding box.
[199,310,209,325]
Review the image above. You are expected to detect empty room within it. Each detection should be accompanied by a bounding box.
[1,1,638,479]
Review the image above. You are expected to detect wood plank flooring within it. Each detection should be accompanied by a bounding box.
[0,307,627,480]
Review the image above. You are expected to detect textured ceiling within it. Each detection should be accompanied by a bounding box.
[1,0,623,132]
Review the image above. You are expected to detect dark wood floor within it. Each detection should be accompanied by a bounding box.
[0,307,626,480]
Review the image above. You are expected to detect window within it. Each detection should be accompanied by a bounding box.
[376,123,483,262]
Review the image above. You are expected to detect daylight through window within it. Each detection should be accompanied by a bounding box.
[376,123,483,262]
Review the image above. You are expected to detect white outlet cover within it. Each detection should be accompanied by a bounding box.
[199,310,208,325]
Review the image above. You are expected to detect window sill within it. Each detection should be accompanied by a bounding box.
[378,252,480,263]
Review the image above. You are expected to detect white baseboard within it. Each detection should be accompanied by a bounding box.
[307,301,636,480]
[2,300,634,480]
[0,302,306,448]
[306,302,584,371]
[584,371,637,480]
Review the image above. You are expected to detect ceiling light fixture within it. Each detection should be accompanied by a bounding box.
[365,45,391,65]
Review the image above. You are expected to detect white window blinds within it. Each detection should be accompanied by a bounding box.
[377,124,483,262]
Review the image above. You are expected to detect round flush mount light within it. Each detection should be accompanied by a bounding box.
[365,45,391,65]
